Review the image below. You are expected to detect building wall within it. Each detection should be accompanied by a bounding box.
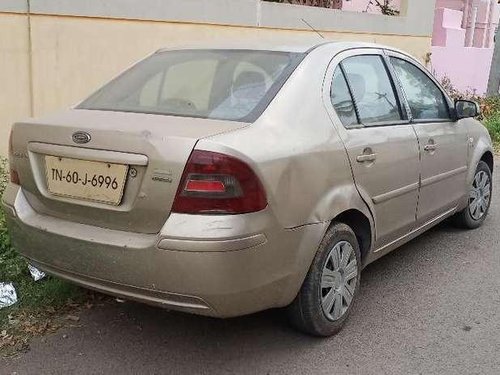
[0,0,436,156]
[0,13,31,157]
[432,46,494,94]
[431,0,499,95]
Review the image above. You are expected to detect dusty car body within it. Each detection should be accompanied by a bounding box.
[2,42,494,336]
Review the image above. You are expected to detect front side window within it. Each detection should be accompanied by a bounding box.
[330,67,358,127]
[79,50,302,122]
[341,55,402,124]
[390,57,450,120]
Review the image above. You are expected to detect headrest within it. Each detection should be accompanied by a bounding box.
[232,71,267,99]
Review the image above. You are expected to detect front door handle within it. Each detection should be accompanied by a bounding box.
[424,144,437,152]
[356,153,377,163]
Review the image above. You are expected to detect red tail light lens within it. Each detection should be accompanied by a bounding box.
[185,179,226,193]
[172,150,267,214]
[8,129,20,185]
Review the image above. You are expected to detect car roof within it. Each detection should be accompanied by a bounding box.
[156,41,410,56]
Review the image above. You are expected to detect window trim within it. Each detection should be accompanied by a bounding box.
[338,64,362,126]
[349,54,408,126]
[328,51,411,129]
[381,53,413,122]
[323,48,416,131]
[384,50,454,124]
[329,65,361,128]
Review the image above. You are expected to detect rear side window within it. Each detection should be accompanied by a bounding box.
[390,57,450,121]
[341,55,402,124]
[79,50,304,122]
[330,67,358,127]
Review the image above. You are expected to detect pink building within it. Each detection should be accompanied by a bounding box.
[342,0,498,95]
[431,0,499,95]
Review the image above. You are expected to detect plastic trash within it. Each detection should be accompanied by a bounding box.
[0,283,18,309]
[28,264,46,281]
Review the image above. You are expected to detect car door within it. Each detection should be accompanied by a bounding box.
[325,49,420,249]
[387,52,469,224]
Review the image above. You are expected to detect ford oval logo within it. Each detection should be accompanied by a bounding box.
[72,131,91,144]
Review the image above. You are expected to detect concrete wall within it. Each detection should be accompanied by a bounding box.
[0,0,436,156]
[0,12,31,158]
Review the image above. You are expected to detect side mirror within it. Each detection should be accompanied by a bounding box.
[455,99,480,119]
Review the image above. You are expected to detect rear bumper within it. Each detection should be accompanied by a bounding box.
[2,184,326,317]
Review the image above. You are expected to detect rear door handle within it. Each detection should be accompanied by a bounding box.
[424,144,437,152]
[356,153,377,163]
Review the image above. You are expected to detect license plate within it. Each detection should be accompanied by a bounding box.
[44,156,129,205]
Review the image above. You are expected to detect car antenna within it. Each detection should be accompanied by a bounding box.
[301,18,325,39]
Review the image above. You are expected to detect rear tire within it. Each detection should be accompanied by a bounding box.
[453,161,492,229]
[287,223,361,337]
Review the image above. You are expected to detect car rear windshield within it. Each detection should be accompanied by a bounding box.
[78,50,304,122]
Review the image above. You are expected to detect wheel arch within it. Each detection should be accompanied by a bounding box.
[331,209,372,266]
[308,182,376,263]
[480,150,494,174]
[288,190,375,305]
[467,138,495,187]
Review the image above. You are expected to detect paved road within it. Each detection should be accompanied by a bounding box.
[3,161,500,374]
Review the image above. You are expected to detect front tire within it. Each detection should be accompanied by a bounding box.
[287,223,361,337]
[453,160,493,229]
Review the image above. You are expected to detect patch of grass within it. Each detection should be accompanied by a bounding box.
[0,158,88,357]
[484,113,500,151]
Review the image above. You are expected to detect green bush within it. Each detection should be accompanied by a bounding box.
[0,158,7,192]
[440,76,500,150]
[0,158,23,284]
[1,162,84,355]
[484,111,500,145]
[0,158,82,322]
[480,96,500,149]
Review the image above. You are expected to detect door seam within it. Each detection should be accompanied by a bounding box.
[411,124,422,222]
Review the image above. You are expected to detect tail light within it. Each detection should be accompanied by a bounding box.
[8,128,20,185]
[172,150,267,214]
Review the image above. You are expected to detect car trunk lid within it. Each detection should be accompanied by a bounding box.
[11,109,247,234]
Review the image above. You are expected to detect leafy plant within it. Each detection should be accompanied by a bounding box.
[0,158,87,356]
[439,76,481,102]
[365,0,400,15]
[480,95,500,119]
[264,0,342,8]
[484,110,500,146]
[264,0,400,15]
[439,76,500,151]
[0,159,20,284]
